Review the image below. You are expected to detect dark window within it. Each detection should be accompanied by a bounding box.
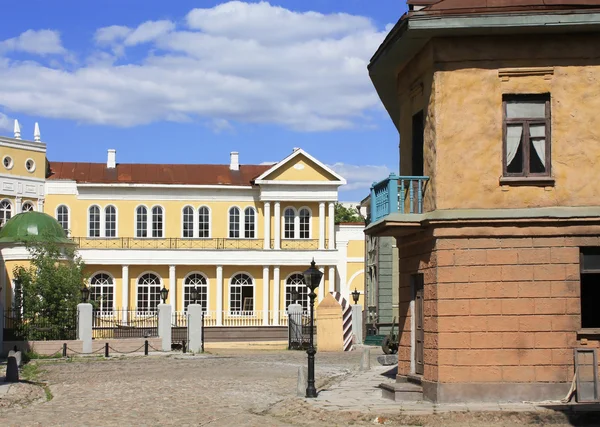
[229,207,240,238]
[244,207,255,238]
[105,205,116,237]
[151,206,163,238]
[183,206,194,238]
[580,248,600,329]
[198,207,210,238]
[136,206,148,238]
[284,208,295,239]
[503,94,551,177]
[89,206,100,237]
[412,110,424,176]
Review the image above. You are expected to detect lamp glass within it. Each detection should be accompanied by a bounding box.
[351,288,360,304]
[303,259,323,292]
[160,286,169,304]
[81,285,90,303]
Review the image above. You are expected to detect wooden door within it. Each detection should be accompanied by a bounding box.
[413,274,425,375]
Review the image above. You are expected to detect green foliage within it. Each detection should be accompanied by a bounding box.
[334,203,364,224]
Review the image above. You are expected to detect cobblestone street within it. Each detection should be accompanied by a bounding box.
[2,350,600,426]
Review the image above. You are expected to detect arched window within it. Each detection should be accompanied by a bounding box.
[56,205,69,233]
[136,206,148,238]
[229,207,240,238]
[184,273,208,311]
[230,273,253,314]
[285,273,308,312]
[105,205,116,237]
[182,206,194,238]
[284,208,295,239]
[89,206,101,237]
[198,206,210,238]
[244,207,255,238]
[21,202,35,212]
[90,273,114,313]
[0,200,11,227]
[152,206,163,238]
[137,272,161,312]
[299,208,311,239]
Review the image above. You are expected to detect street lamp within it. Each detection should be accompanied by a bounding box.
[351,288,360,305]
[160,286,169,304]
[81,285,90,303]
[190,287,199,304]
[303,258,323,398]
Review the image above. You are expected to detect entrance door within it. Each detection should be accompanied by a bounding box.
[412,273,425,375]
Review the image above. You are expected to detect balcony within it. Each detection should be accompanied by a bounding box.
[370,174,430,223]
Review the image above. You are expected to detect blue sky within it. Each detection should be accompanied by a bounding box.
[0,1,407,201]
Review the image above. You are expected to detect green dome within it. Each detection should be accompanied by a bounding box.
[0,211,72,244]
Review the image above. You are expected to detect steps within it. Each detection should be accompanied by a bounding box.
[379,375,423,402]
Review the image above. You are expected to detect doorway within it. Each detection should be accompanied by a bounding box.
[411,273,424,375]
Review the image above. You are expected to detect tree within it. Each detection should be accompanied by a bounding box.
[334,203,364,224]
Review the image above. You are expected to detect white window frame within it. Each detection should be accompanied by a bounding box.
[88,205,102,238]
[182,205,195,238]
[228,206,241,239]
[243,206,257,239]
[21,201,35,213]
[135,205,149,238]
[283,207,297,239]
[135,271,162,313]
[298,206,312,239]
[0,199,12,227]
[104,205,118,238]
[24,158,36,173]
[182,272,210,312]
[198,205,211,239]
[228,272,254,315]
[2,155,13,170]
[89,271,116,314]
[56,204,70,235]
[285,272,309,313]
[151,205,165,238]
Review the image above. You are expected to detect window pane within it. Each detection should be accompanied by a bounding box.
[183,207,194,238]
[506,124,523,174]
[90,273,114,313]
[137,207,147,238]
[530,138,546,173]
[244,208,255,239]
[0,200,10,227]
[137,273,161,312]
[284,208,295,239]
[299,209,310,239]
[89,206,101,237]
[230,273,252,313]
[105,206,116,237]
[152,207,163,238]
[184,273,208,311]
[57,206,69,232]
[199,207,210,238]
[506,100,546,119]
[229,208,240,238]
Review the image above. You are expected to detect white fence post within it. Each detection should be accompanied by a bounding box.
[158,304,172,352]
[77,303,93,353]
[351,304,363,345]
[188,304,204,353]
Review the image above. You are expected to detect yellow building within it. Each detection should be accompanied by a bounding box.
[0,122,365,330]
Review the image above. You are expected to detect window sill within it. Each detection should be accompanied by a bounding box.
[499,176,555,187]
[577,328,600,336]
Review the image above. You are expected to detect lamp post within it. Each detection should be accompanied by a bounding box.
[303,259,323,398]
[190,287,199,305]
[351,288,360,305]
[81,285,90,303]
[160,286,169,304]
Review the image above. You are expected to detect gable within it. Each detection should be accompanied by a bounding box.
[263,154,339,182]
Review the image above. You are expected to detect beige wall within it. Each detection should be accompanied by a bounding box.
[0,145,46,180]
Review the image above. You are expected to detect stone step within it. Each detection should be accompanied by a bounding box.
[379,382,423,402]
[406,374,422,385]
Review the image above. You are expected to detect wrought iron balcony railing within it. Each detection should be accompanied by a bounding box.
[370,174,430,223]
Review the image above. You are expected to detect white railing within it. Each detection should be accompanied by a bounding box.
[170,310,295,327]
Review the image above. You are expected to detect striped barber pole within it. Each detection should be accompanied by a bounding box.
[330,291,353,351]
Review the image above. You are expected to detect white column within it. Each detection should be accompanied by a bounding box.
[169,265,176,309]
[121,266,129,323]
[273,266,280,326]
[318,267,325,303]
[328,202,335,249]
[14,197,22,214]
[263,202,271,249]
[216,265,223,326]
[274,202,281,250]
[338,242,348,298]
[318,202,325,250]
[262,266,269,325]
[77,303,93,353]
[328,266,336,293]
[37,198,44,213]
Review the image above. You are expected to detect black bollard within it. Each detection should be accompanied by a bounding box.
[105,342,109,358]
[144,340,149,356]
[182,340,187,354]
[62,343,67,358]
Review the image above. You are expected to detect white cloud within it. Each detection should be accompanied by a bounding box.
[0,112,12,131]
[0,2,390,132]
[329,163,392,192]
[0,29,66,55]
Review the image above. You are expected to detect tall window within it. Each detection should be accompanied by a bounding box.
[412,110,424,176]
[90,273,114,313]
[56,205,69,233]
[0,200,11,227]
[21,202,34,212]
[136,206,148,238]
[503,94,551,177]
[229,207,240,238]
[244,207,255,238]
[105,205,116,237]
[198,207,210,238]
[152,206,163,238]
[299,208,310,239]
[88,206,101,237]
[182,206,194,238]
[230,273,253,313]
[137,273,161,313]
[284,208,295,239]
[184,273,208,311]
[285,273,308,312]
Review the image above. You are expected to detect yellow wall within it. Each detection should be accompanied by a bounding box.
[347,240,364,258]
[0,145,46,180]
[266,154,337,181]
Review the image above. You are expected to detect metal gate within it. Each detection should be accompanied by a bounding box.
[288,312,314,350]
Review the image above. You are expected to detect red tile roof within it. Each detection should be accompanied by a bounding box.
[407,0,600,15]
[47,162,272,186]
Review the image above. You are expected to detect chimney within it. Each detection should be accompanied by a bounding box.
[230,151,239,171]
[107,149,116,169]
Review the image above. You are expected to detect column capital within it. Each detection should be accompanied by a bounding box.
[274,201,281,207]
[122,265,129,270]
[319,201,325,207]
[264,201,271,206]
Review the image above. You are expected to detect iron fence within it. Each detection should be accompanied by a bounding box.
[171,311,188,346]
[288,311,314,350]
[92,309,158,339]
[3,308,77,341]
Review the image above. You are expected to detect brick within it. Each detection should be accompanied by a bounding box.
[552,349,573,365]
[424,349,438,364]
[565,264,580,281]
[470,299,503,315]
[533,237,565,247]
[469,238,501,249]
[500,237,533,248]
[437,250,455,266]
[534,264,566,281]
[550,247,580,264]
[551,315,580,332]
[438,333,471,349]
[436,239,464,250]
[502,332,535,349]
[469,332,503,349]
[424,284,436,300]
[501,298,535,315]
[424,268,437,285]
[424,364,439,382]
[502,265,534,281]
[519,316,552,332]
[518,248,551,265]
[518,281,551,298]
[438,350,457,365]
[423,317,438,333]
[566,236,600,246]
[424,333,438,349]
[437,283,455,299]
[470,266,503,283]
[487,316,520,332]
[424,301,438,317]
[486,282,519,298]
[454,283,487,299]
[398,361,411,375]
[486,249,519,265]
[535,366,569,382]
[438,300,469,316]
[438,366,471,382]
[470,366,502,382]
[502,366,536,382]
[535,298,566,315]
[519,349,553,365]
[438,266,470,283]
[438,316,487,333]
[454,249,487,266]
[534,332,568,348]
[550,281,580,297]
[455,349,518,366]
[566,298,580,314]
[398,347,411,361]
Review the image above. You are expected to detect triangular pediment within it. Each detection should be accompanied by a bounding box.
[254,149,346,185]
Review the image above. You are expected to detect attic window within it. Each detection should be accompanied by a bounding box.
[25,158,36,173]
[3,155,13,170]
